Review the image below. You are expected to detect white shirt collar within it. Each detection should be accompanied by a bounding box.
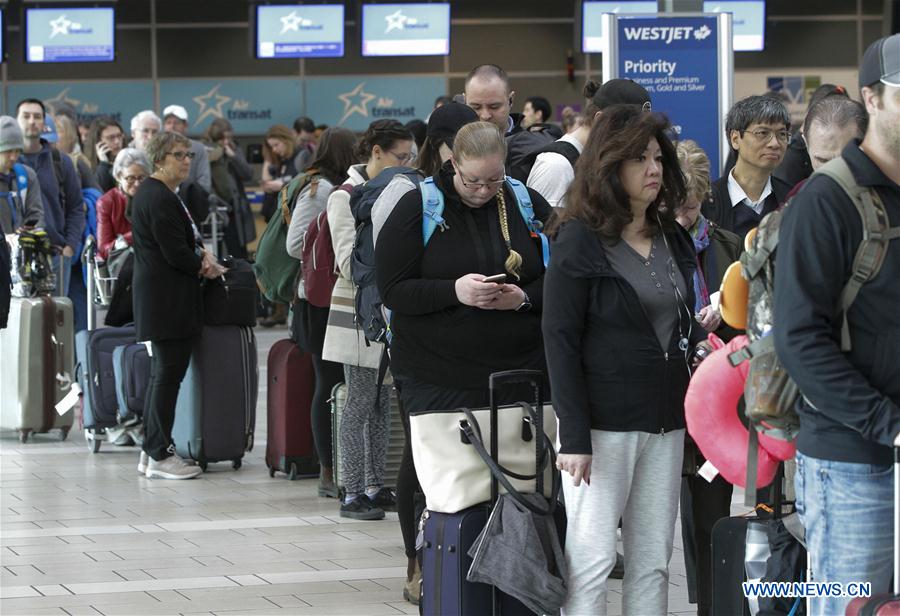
[727,168,773,215]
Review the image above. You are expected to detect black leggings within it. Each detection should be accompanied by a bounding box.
[143,337,194,461]
[397,406,421,559]
[310,353,343,468]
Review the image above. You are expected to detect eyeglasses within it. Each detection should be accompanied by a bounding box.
[742,128,792,145]
[103,133,124,142]
[167,150,196,161]
[457,169,506,190]
[123,175,146,185]
[387,150,413,163]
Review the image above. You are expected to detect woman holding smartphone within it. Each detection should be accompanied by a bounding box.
[85,117,126,193]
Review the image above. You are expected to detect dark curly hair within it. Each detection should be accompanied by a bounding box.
[550,105,686,240]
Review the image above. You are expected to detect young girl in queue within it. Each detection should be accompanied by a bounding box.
[322,120,415,521]
[542,106,712,615]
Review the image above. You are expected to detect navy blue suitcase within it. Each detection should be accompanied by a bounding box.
[172,325,257,471]
[112,343,150,418]
[75,325,136,452]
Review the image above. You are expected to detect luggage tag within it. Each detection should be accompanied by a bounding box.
[698,460,720,483]
[56,382,81,416]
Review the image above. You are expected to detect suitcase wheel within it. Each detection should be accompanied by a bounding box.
[268,466,275,478]
[84,429,102,454]
[19,429,31,443]
[288,462,297,481]
[59,426,70,442]
[199,461,208,472]
[232,459,242,470]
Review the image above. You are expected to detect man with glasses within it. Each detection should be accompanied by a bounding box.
[702,95,793,240]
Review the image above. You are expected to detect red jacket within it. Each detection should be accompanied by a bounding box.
[96,188,133,260]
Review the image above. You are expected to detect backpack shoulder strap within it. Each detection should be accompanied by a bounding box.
[50,148,66,204]
[419,177,447,245]
[505,176,550,268]
[13,163,28,194]
[815,157,900,351]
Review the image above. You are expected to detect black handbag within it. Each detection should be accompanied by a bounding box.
[203,258,257,327]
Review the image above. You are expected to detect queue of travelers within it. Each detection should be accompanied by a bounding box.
[1,33,897,616]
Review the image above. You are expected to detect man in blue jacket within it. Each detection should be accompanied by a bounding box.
[16,98,84,296]
[774,33,900,616]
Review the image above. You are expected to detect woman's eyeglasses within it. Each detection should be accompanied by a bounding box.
[387,150,413,163]
[167,150,196,161]
[457,169,506,190]
[123,175,146,185]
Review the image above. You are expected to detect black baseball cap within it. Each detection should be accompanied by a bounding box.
[859,33,900,88]
[593,79,652,110]
[427,102,478,149]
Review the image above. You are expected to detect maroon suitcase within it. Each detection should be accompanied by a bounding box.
[845,446,900,616]
[265,339,319,479]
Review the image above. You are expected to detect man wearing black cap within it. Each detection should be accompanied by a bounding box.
[774,33,900,616]
[526,79,650,208]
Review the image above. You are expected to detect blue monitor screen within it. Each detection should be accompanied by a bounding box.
[582,1,657,53]
[362,3,450,57]
[26,7,115,63]
[704,1,766,51]
[256,4,345,59]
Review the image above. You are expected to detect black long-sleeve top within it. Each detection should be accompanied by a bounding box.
[542,218,707,455]
[375,163,552,389]
[774,141,900,466]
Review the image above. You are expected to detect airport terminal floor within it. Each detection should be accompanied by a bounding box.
[0,326,749,616]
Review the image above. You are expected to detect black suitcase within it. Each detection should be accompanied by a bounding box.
[203,258,257,327]
[419,370,564,616]
[711,515,752,616]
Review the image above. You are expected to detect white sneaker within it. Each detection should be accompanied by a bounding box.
[145,455,202,480]
[137,451,148,475]
[173,453,199,467]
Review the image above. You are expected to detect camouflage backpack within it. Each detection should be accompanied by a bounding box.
[729,156,900,501]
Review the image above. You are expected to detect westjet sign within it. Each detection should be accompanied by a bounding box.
[622,25,712,44]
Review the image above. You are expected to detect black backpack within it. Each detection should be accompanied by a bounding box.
[505,124,564,181]
[507,137,579,183]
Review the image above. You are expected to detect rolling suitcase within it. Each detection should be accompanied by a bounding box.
[75,325,136,453]
[419,370,563,615]
[330,382,406,498]
[846,445,900,615]
[172,325,257,471]
[112,342,151,419]
[710,516,753,616]
[0,296,75,442]
[265,339,318,479]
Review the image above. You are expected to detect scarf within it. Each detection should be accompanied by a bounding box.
[689,215,711,312]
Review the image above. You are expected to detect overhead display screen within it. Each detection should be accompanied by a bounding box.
[256,4,345,59]
[582,1,657,53]
[704,1,766,51]
[26,7,115,63]
[362,3,451,57]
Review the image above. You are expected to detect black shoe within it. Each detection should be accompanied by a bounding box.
[340,497,385,520]
[610,551,625,579]
[367,487,397,512]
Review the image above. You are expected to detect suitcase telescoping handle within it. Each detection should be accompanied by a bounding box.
[487,369,545,504]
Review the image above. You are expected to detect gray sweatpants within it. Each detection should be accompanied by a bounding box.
[339,364,391,495]
[562,429,684,616]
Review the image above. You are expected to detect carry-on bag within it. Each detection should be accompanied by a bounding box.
[846,445,900,615]
[172,325,257,471]
[203,258,257,327]
[75,325,136,452]
[0,296,75,442]
[112,342,151,419]
[330,382,406,498]
[419,370,563,615]
[265,339,318,479]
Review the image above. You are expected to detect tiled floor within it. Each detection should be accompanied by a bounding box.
[1,327,744,616]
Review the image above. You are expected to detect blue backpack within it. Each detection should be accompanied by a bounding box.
[350,172,550,346]
[77,187,103,283]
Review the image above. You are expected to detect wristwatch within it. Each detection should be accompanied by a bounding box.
[515,291,532,313]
